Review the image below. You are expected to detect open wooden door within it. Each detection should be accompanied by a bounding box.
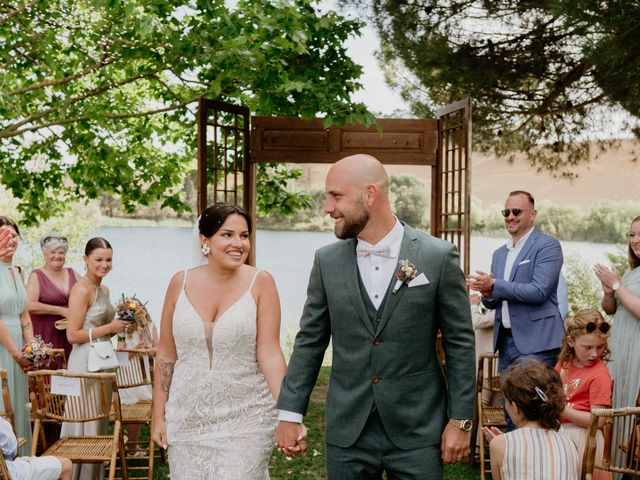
[434,98,472,276]
[197,98,255,264]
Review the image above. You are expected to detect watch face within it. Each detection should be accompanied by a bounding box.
[462,420,473,431]
[612,282,621,291]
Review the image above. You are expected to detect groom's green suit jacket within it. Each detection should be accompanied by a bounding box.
[277,224,476,449]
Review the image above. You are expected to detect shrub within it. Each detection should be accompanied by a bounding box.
[390,175,429,228]
[564,254,604,317]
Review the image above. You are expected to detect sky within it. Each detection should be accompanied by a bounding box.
[318,1,410,116]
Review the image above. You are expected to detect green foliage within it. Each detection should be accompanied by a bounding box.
[536,203,582,241]
[0,0,375,225]
[358,0,640,173]
[606,248,630,276]
[473,199,638,245]
[389,174,429,228]
[565,254,603,317]
[0,188,97,273]
[579,202,638,244]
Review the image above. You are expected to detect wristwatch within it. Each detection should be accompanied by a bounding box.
[449,419,473,432]
[612,281,621,292]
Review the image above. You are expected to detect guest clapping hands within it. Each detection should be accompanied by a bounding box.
[594,215,640,409]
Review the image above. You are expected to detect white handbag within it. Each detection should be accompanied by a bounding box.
[87,329,119,372]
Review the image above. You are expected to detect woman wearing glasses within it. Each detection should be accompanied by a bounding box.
[0,216,36,448]
[26,233,81,363]
[594,215,640,410]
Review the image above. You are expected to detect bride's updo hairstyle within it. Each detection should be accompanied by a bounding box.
[199,203,252,238]
[84,237,112,256]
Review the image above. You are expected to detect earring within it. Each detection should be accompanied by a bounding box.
[201,244,211,256]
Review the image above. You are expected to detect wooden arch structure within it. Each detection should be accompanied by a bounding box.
[196,98,472,273]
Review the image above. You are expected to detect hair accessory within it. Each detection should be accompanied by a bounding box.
[534,386,548,403]
[201,244,211,256]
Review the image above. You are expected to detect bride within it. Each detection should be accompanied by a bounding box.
[151,203,289,479]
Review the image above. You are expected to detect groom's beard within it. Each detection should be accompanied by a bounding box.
[334,206,369,240]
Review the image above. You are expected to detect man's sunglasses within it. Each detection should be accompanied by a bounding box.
[585,321,610,335]
[501,208,530,218]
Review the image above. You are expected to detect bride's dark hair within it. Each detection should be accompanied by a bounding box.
[199,203,252,238]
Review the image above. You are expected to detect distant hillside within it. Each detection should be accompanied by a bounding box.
[292,139,640,210]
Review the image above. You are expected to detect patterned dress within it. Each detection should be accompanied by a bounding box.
[166,269,277,479]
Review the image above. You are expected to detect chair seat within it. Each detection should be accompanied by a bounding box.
[482,406,505,426]
[110,401,152,423]
[43,436,115,462]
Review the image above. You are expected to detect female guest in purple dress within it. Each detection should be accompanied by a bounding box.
[26,233,80,363]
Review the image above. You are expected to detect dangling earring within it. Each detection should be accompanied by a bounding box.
[201,244,211,256]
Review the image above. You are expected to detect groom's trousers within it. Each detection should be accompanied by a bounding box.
[325,409,442,480]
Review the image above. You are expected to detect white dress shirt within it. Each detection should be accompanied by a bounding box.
[355,219,404,309]
[500,227,534,329]
[279,219,405,423]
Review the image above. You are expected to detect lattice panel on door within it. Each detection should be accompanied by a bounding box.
[197,99,251,215]
[434,99,471,276]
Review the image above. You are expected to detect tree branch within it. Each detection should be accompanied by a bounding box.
[0,0,38,27]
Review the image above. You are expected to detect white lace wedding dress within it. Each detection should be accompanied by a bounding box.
[165,269,277,479]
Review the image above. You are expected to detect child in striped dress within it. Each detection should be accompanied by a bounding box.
[483,359,579,480]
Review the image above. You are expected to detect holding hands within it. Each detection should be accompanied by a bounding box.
[275,421,308,457]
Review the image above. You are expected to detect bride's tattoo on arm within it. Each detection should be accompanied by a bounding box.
[159,359,175,396]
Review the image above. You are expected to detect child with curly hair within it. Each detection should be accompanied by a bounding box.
[556,308,613,480]
[483,359,579,479]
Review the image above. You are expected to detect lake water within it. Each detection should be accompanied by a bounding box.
[62,227,621,334]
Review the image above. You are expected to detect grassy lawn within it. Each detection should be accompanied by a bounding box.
[149,366,480,479]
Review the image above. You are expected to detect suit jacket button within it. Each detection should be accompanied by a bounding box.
[373,338,382,346]
[372,375,381,383]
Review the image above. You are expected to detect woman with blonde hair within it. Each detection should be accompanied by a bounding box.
[594,215,640,409]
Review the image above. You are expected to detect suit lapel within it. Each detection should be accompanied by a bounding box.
[340,239,376,336]
[375,227,418,335]
[509,229,538,281]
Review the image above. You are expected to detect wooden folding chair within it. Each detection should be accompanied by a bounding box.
[473,352,505,480]
[0,451,11,480]
[28,370,128,480]
[584,406,640,479]
[0,370,26,451]
[112,348,155,479]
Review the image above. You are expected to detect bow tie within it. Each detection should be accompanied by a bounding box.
[356,244,392,258]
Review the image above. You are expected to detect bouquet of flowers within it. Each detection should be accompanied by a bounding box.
[22,335,54,368]
[114,294,152,341]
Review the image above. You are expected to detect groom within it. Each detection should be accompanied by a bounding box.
[275,155,476,479]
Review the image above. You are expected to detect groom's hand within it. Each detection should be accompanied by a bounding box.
[275,421,308,457]
[440,423,471,464]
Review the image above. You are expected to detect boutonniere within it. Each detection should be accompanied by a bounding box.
[393,259,418,294]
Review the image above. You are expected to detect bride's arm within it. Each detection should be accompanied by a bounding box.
[151,272,181,450]
[255,271,287,401]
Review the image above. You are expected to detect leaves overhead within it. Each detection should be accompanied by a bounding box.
[359,0,640,174]
[0,0,374,224]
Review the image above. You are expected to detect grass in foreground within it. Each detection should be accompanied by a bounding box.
[148,366,480,479]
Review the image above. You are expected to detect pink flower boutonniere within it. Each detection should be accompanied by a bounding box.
[393,259,418,294]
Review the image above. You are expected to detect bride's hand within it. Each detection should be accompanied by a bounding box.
[151,418,169,450]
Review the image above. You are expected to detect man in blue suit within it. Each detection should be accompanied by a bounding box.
[467,190,564,382]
